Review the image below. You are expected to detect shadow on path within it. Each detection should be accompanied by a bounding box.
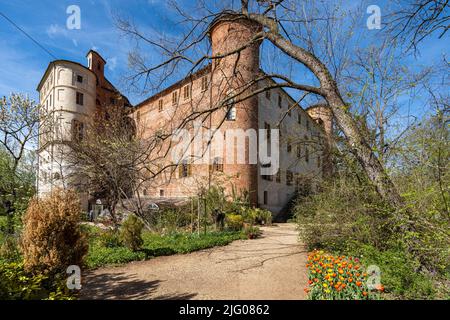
[80,272,197,300]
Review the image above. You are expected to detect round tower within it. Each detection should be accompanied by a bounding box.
[306,103,334,176]
[37,60,97,210]
[208,14,262,206]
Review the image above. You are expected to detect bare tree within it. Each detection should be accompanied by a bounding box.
[116,0,411,209]
[344,39,434,165]
[387,0,449,52]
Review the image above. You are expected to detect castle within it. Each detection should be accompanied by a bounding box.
[37,15,332,215]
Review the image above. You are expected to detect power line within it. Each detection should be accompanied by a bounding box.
[0,11,58,60]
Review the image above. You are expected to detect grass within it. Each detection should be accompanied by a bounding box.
[85,229,246,269]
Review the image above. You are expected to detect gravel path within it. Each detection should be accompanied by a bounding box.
[80,223,308,300]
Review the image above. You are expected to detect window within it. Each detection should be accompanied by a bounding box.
[97,63,101,71]
[286,170,293,186]
[143,189,147,196]
[96,99,100,106]
[160,189,165,197]
[287,140,292,153]
[136,111,141,123]
[211,157,223,173]
[298,113,301,125]
[263,191,268,205]
[306,119,310,131]
[226,106,236,121]
[179,159,192,178]
[201,76,208,92]
[265,122,271,140]
[76,92,84,106]
[305,146,309,163]
[225,91,236,120]
[49,94,52,107]
[278,95,282,108]
[72,120,84,142]
[53,172,61,181]
[288,107,292,117]
[110,97,115,105]
[158,99,163,112]
[317,155,321,168]
[183,84,191,100]
[58,89,64,102]
[77,75,83,83]
[297,143,301,159]
[172,91,178,106]
[265,89,271,100]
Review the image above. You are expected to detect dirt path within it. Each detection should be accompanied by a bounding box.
[80,223,308,300]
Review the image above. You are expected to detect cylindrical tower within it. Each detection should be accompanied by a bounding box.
[306,103,333,176]
[37,60,96,210]
[208,14,262,206]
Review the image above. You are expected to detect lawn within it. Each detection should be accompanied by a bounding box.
[85,228,246,269]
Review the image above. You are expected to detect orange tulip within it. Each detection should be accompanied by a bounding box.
[362,291,368,296]
[356,281,362,287]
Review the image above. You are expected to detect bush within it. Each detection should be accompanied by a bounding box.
[143,207,193,233]
[0,235,21,262]
[295,176,449,299]
[0,261,74,300]
[243,226,261,239]
[226,214,244,231]
[21,189,88,275]
[350,244,438,299]
[120,214,144,251]
[243,208,272,225]
[98,230,122,248]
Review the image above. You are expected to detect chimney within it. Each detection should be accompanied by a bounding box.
[86,50,106,84]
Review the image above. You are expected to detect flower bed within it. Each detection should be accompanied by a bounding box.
[305,250,384,300]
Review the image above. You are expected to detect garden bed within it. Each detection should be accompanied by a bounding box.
[85,228,246,269]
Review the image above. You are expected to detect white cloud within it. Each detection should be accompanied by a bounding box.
[107,57,117,71]
[46,24,68,38]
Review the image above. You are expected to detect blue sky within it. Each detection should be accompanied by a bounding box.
[0,0,188,104]
[0,0,448,112]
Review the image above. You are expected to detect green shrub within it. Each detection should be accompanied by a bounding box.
[350,244,437,299]
[0,235,21,262]
[98,230,122,248]
[0,261,74,300]
[243,226,261,239]
[120,214,144,251]
[226,214,244,231]
[144,207,193,233]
